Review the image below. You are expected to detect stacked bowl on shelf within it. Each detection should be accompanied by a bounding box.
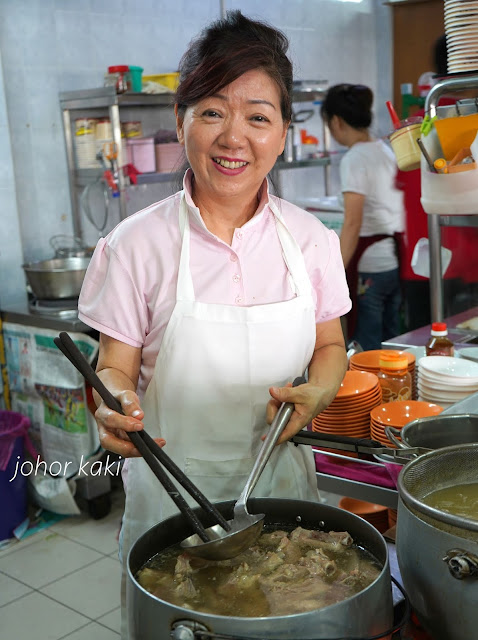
[349,349,417,399]
[445,0,478,74]
[418,355,478,408]
[312,370,381,440]
[339,497,390,534]
[370,399,444,446]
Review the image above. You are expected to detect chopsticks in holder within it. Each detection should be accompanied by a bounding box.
[54,331,230,541]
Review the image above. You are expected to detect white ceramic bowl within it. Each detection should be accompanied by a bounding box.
[418,356,478,379]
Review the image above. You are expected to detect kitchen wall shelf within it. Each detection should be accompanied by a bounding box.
[60,86,331,243]
[423,75,478,322]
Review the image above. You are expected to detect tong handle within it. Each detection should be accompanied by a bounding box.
[54,332,224,541]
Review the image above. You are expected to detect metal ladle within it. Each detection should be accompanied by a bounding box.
[180,376,306,560]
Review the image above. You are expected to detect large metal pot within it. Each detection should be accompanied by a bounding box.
[128,498,393,640]
[386,413,478,450]
[22,257,90,300]
[396,443,478,640]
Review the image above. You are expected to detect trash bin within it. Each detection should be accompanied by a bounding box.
[0,411,32,540]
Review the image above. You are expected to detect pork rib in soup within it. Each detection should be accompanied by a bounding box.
[137,526,381,617]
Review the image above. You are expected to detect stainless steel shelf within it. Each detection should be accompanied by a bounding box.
[439,215,478,228]
[276,156,331,170]
[60,86,175,110]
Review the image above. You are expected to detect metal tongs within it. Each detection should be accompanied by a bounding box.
[290,430,431,464]
[54,331,231,542]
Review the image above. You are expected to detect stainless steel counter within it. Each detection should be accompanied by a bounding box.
[0,296,90,332]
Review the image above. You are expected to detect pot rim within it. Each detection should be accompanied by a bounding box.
[127,498,391,622]
[397,442,478,532]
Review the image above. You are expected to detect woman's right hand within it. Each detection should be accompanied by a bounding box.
[94,389,166,457]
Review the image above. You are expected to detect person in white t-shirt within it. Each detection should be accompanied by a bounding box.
[321,84,405,350]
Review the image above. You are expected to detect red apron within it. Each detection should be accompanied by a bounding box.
[345,233,403,338]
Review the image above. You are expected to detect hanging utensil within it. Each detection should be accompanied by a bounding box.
[53,331,231,543]
[180,375,306,560]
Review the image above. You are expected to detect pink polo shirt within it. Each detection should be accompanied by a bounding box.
[78,171,351,398]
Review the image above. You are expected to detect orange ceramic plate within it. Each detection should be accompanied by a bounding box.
[370,400,443,427]
[350,350,416,370]
[335,371,379,399]
[339,497,388,516]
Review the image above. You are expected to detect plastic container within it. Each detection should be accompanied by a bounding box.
[389,117,423,171]
[74,117,99,169]
[142,72,179,92]
[95,118,113,160]
[426,322,454,357]
[128,66,143,93]
[377,351,412,403]
[155,142,183,173]
[0,411,31,541]
[104,65,130,93]
[126,137,156,173]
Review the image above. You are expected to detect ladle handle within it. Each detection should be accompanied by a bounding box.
[235,375,306,513]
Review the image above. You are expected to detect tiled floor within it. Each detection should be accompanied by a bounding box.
[0,482,343,640]
[0,486,125,640]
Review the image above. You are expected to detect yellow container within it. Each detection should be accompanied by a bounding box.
[389,123,422,171]
[142,72,179,92]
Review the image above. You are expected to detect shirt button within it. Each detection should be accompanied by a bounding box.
[235,296,243,304]
[236,230,243,239]
[232,274,241,283]
[230,254,237,262]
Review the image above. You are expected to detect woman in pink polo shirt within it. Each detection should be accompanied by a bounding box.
[79,11,350,634]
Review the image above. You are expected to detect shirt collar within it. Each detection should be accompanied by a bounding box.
[182,169,272,236]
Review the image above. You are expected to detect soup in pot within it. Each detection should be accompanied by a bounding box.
[137,526,381,617]
[423,482,478,522]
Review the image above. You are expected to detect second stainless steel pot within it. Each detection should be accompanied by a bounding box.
[396,443,478,640]
[386,413,478,450]
[128,498,393,640]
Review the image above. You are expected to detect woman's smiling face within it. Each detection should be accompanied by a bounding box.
[176,69,288,204]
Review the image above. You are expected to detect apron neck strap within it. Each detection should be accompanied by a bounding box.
[177,192,312,302]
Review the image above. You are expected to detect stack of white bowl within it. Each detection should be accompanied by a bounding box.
[445,0,478,74]
[418,355,478,409]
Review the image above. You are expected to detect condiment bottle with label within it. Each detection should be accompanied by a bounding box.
[377,351,412,403]
[426,322,454,357]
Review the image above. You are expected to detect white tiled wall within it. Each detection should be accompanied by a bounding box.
[0,0,392,303]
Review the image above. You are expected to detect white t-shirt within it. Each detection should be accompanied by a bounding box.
[338,139,405,273]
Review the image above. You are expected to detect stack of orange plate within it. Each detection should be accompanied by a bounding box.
[350,349,417,399]
[339,497,390,533]
[388,509,398,529]
[312,370,381,439]
[370,400,443,446]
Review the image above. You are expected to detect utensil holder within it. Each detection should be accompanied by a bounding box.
[420,129,478,215]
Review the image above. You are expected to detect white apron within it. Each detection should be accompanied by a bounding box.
[121,194,319,638]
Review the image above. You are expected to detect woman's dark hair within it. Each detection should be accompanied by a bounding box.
[175,10,293,122]
[320,84,374,129]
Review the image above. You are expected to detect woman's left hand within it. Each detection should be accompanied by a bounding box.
[266,381,332,445]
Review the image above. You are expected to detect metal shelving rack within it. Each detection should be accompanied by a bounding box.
[60,86,331,244]
[424,75,478,322]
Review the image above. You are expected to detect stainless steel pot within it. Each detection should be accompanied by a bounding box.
[128,498,393,640]
[386,413,478,451]
[396,443,478,640]
[22,257,90,300]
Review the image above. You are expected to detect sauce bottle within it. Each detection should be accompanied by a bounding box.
[426,322,454,357]
[377,351,412,403]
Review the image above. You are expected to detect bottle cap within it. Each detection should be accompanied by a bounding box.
[108,65,129,73]
[379,350,408,371]
[431,322,448,336]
